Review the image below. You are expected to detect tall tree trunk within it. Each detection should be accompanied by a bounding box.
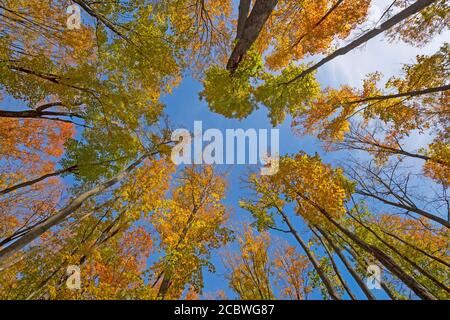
[341,240,397,300]
[273,205,341,300]
[346,211,450,295]
[283,0,437,84]
[7,65,95,98]
[311,227,357,299]
[284,178,439,299]
[377,228,450,269]
[157,273,172,300]
[25,209,117,299]
[317,227,377,300]
[236,0,252,40]
[309,202,438,300]
[0,151,157,265]
[227,0,278,71]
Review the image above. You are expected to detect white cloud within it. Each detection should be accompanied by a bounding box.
[316,0,450,89]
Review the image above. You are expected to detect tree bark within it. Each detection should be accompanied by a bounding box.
[236,0,252,40]
[227,0,278,71]
[378,228,450,269]
[283,0,437,84]
[156,179,212,299]
[8,65,96,96]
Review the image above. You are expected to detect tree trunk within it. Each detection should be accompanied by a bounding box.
[274,206,341,300]
[157,273,172,300]
[311,227,356,299]
[236,0,252,40]
[346,211,450,295]
[285,178,439,299]
[313,205,438,300]
[284,0,437,84]
[344,134,449,167]
[227,0,278,71]
[317,227,377,300]
[157,194,204,299]
[342,242,397,300]
[0,152,154,265]
[378,228,450,269]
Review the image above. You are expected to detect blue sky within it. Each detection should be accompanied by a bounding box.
[159,0,449,299]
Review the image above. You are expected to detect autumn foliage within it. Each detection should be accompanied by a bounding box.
[0,0,448,301]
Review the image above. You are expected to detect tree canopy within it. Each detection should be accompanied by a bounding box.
[0,0,448,300]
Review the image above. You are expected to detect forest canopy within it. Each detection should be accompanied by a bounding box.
[0,0,448,300]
